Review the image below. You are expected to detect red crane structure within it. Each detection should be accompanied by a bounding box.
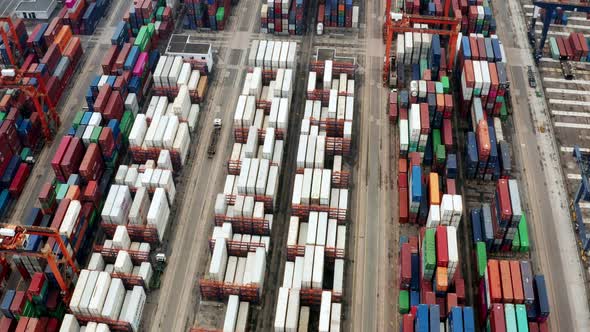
[382,2,461,85]
[0,17,60,140]
[0,224,79,302]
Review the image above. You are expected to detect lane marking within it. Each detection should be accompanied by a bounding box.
[567,173,582,180]
[549,99,590,107]
[560,147,590,153]
[552,110,590,118]
[544,77,590,85]
[555,122,590,129]
[546,88,590,96]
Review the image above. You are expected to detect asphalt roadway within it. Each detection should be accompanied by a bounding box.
[494,0,590,330]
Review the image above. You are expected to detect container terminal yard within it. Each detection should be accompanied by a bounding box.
[0,0,588,331]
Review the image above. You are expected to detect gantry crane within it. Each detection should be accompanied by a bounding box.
[383,14,461,85]
[529,1,590,62]
[0,224,79,302]
[0,17,25,68]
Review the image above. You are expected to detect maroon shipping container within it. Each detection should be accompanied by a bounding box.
[94,85,113,113]
[44,18,63,45]
[569,32,582,61]
[98,126,116,158]
[497,179,513,222]
[9,163,31,197]
[0,120,22,154]
[0,317,16,331]
[419,103,430,135]
[51,199,71,231]
[578,32,589,58]
[442,119,453,151]
[15,317,28,332]
[490,304,506,332]
[82,180,102,209]
[103,90,124,121]
[402,314,414,332]
[79,143,104,182]
[529,322,539,332]
[426,81,435,94]
[113,76,129,100]
[0,139,13,177]
[399,187,409,223]
[46,318,60,332]
[436,226,449,267]
[443,94,453,119]
[538,321,549,332]
[446,178,456,195]
[40,44,62,75]
[477,37,486,61]
[60,137,84,180]
[423,69,431,81]
[63,37,83,66]
[51,136,71,182]
[115,43,132,73]
[423,291,435,305]
[455,277,465,304]
[400,243,412,288]
[102,45,119,75]
[469,36,479,60]
[398,173,408,189]
[10,291,25,315]
[409,152,421,167]
[24,317,47,332]
[563,36,574,60]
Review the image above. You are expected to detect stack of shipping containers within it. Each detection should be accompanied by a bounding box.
[273,55,356,331]
[195,39,297,331]
[57,0,111,35]
[184,0,236,30]
[392,1,551,331]
[259,0,308,35]
[0,1,208,330]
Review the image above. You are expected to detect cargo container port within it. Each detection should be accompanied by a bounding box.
[0,0,588,330]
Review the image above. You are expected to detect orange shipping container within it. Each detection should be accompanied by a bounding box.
[499,260,514,303]
[429,172,440,205]
[55,26,73,53]
[436,266,448,293]
[197,76,208,99]
[487,259,502,303]
[66,185,80,201]
[510,260,524,304]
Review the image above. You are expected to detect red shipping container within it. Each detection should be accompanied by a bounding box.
[469,36,479,60]
[424,291,436,305]
[578,32,589,59]
[9,164,30,198]
[420,103,430,135]
[103,90,124,121]
[442,119,453,151]
[63,37,83,65]
[94,84,113,113]
[529,322,540,332]
[27,273,46,300]
[476,120,491,159]
[115,43,132,72]
[0,317,16,331]
[399,187,409,223]
[102,45,119,75]
[10,291,25,315]
[15,317,28,332]
[98,126,116,158]
[538,321,549,332]
[82,180,102,209]
[51,136,72,182]
[40,44,62,74]
[487,259,502,303]
[409,152,421,167]
[60,137,84,180]
[398,173,408,189]
[455,277,465,304]
[426,81,435,94]
[44,18,63,45]
[436,226,448,267]
[51,199,71,230]
[446,292,458,315]
[79,143,104,182]
[400,243,412,288]
[499,260,514,303]
[563,37,574,60]
[0,120,22,154]
[446,178,456,195]
[510,260,524,304]
[408,236,418,254]
[402,314,414,332]
[497,180,513,222]
[46,318,60,332]
[477,37,486,61]
[443,94,453,119]
[0,139,14,177]
[25,317,47,332]
[490,304,506,332]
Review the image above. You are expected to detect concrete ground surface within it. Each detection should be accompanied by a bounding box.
[494,0,590,330]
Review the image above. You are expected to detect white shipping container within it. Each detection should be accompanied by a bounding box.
[80,270,100,316]
[315,136,325,169]
[124,167,138,187]
[283,261,295,289]
[128,187,150,225]
[236,301,249,332]
[305,135,316,168]
[280,41,289,68]
[61,314,80,332]
[319,291,332,332]
[427,205,441,228]
[59,200,81,237]
[168,56,183,87]
[306,212,318,245]
[312,246,324,289]
[324,60,333,89]
[327,219,337,248]
[210,238,228,281]
[114,251,133,274]
[178,63,192,86]
[245,126,259,158]
[157,150,173,171]
[88,253,105,271]
[287,216,299,246]
[163,116,179,149]
[122,286,146,332]
[89,272,111,316]
[242,73,252,96]
[440,194,453,224]
[292,256,304,290]
[256,159,270,195]
[316,212,328,246]
[330,303,342,332]
[333,259,344,295]
[292,174,303,205]
[188,70,201,92]
[244,96,256,127]
[173,123,191,166]
[70,269,89,315]
[311,168,322,205]
[263,128,276,160]
[274,287,289,331]
[153,56,167,88]
[301,169,313,205]
[285,289,300,332]
[302,245,314,288]
[287,42,296,69]
[264,41,274,69]
[296,135,307,169]
[256,40,267,67]
[249,40,259,67]
[147,188,170,241]
[224,295,240,332]
[307,72,316,93]
[266,166,279,207]
[101,278,125,320]
[247,158,260,195]
[113,225,131,250]
[159,169,176,204]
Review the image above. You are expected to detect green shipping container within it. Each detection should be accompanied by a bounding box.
[20,148,32,162]
[515,304,528,332]
[424,229,436,274]
[91,126,102,144]
[0,113,6,122]
[156,7,165,20]
[512,227,521,252]
[435,82,443,94]
[499,99,508,121]
[476,241,487,278]
[56,184,69,201]
[435,144,446,165]
[441,76,450,93]
[549,37,560,61]
[399,290,409,314]
[147,23,155,38]
[504,303,517,332]
[88,208,98,227]
[419,59,428,78]
[105,149,119,170]
[216,8,225,23]
[518,213,530,252]
[432,129,441,148]
[72,111,84,129]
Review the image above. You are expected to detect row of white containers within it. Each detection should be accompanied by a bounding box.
[234,95,290,130]
[153,55,202,89]
[275,66,351,331]
[60,315,110,332]
[307,70,355,94]
[426,193,464,229]
[395,28,433,65]
[218,41,299,332]
[248,39,297,70]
